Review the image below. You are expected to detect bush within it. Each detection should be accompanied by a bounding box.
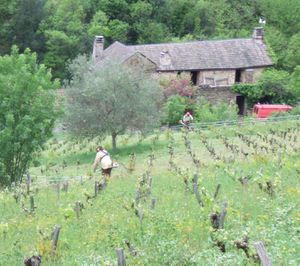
[194,97,239,122]
[161,96,239,125]
[232,69,296,106]
[290,105,300,115]
[160,73,196,99]
[161,95,189,125]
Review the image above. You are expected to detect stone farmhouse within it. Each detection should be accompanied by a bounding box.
[92,28,273,114]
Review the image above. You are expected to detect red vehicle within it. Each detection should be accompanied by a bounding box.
[252,104,293,118]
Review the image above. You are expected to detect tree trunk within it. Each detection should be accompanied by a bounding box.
[112,133,117,151]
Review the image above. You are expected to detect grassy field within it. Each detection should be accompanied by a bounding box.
[0,120,300,265]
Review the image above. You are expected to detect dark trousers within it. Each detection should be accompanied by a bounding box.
[102,168,112,176]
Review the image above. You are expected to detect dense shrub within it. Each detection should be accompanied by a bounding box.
[161,96,238,125]
[232,68,298,106]
[161,95,189,125]
[161,74,196,99]
[194,97,239,122]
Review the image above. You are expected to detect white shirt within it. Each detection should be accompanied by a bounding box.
[93,149,113,170]
[183,114,193,123]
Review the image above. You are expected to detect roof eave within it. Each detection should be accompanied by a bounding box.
[157,64,273,72]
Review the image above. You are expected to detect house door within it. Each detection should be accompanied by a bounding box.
[191,71,198,85]
[236,95,245,115]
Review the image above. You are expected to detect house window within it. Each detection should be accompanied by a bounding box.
[191,71,198,85]
[235,69,242,83]
[204,77,215,86]
[204,77,229,86]
[215,78,229,86]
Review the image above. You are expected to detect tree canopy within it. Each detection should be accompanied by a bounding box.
[0,46,60,186]
[64,56,163,150]
[0,0,299,80]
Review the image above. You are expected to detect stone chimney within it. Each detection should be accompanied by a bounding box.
[92,35,104,61]
[159,49,171,67]
[252,27,264,41]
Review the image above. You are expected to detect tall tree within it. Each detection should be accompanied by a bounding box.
[0,0,17,55]
[0,47,60,186]
[40,0,89,79]
[64,56,163,150]
[11,0,46,56]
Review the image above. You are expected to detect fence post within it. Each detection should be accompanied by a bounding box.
[254,241,272,266]
[51,225,61,257]
[116,248,126,266]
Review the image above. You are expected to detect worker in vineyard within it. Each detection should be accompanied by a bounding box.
[92,146,114,178]
[180,111,194,129]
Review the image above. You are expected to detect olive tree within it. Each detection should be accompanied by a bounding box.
[0,47,60,186]
[64,56,163,150]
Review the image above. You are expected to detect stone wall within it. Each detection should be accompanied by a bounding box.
[198,70,236,86]
[152,71,179,81]
[196,86,239,105]
[240,67,264,83]
[125,53,156,72]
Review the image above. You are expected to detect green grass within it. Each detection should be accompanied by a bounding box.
[0,120,300,265]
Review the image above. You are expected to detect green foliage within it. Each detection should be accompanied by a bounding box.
[87,10,110,38]
[0,120,299,264]
[232,69,297,105]
[40,0,88,80]
[283,33,300,71]
[258,69,292,103]
[1,0,300,79]
[288,66,300,101]
[194,97,239,122]
[162,95,239,125]
[64,57,163,150]
[161,95,188,125]
[232,83,262,106]
[107,19,129,43]
[0,46,60,186]
[11,0,46,55]
[290,106,300,115]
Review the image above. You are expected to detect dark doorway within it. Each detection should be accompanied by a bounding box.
[236,95,245,115]
[235,69,242,83]
[191,71,198,85]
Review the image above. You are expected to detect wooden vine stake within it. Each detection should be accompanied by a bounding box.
[192,174,204,207]
[219,201,228,229]
[30,195,35,213]
[51,225,61,257]
[26,172,31,195]
[94,181,99,197]
[254,241,272,266]
[62,181,69,192]
[150,197,156,210]
[213,184,221,200]
[75,201,81,219]
[116,248,126,266]
[56,182,60,201]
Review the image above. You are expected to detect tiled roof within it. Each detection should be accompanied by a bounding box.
[98,38,273,71]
